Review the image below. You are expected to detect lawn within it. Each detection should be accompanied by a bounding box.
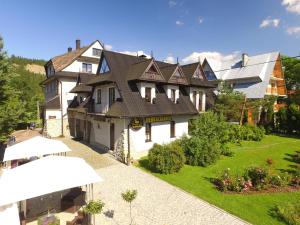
[138,135,300,225]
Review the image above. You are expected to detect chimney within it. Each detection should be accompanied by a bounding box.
[76,39,81,50]
[68,47,72,52]
[242,53,249,67]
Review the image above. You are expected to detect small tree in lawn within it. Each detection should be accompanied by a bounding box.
[121,189,137,225]
[83,200,105,225]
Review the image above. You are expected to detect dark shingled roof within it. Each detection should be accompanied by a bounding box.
[86,50,199,117]
[70,84,92,93]
[70,73,97,93]
[46,40,102,72]
[45,95,60,109]
[181,62,216,88]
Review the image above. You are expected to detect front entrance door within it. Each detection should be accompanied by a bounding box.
[110,123,115,150]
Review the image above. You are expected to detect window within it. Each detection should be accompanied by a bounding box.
[170,121,175,138]
[171,89,176,103]
[99,58,110,73]
[199,92,203,111]
[145,123,151,142]
[97,89,101,104]
[204,71,216,81]
[192,91,197,107]
[145,87,152,102]
[82,63,92,73]
[92,48,101,57]
[109,87,115,107]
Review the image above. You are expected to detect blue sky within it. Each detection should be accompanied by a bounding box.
[1,0,300,64]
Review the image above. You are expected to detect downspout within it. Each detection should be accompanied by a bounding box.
[59,80,64,136]
[127,122,131,166]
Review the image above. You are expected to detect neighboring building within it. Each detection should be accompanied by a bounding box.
[68,50,215,161]
[202,52,287,117]
[41,40,103,137]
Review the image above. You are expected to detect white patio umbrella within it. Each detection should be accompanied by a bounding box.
[0,156,102,207]
[0,203,20,225]
[3,136,71,162]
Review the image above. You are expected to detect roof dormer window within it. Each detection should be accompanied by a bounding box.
[145,87,152,102]
[93,48,101,57]
[99,57,110,74]
[171,89,176,103]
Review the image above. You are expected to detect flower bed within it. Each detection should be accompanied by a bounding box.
[214,165,300,193]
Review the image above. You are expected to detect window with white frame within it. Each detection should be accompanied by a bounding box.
[171,89,176,103]
[170,121,175,138]
[108,87,115,107]
[145,87,152,102]
[145,123,151,142]
[82,63,92,73]
[92,48,101,57]
[97,89,101,104]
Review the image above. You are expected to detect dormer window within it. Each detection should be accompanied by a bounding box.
[93,48,101,57]
[171,89,176,103]
[100,58,110,74]
[145,87,152,102]
[82,63,92,73]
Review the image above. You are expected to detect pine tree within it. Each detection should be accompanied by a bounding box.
[0,36,25,143]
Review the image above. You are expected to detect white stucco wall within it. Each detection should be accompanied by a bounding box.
[188,87,206,111]
[164,85,180,101]
[89,118,125,150]
[62,41,102,73]
[81,41,103,58]
[45,109,61,119]
[93,84,120,113]
[137,82,156,103]
[129,115,190,158]
[59,78,77,116]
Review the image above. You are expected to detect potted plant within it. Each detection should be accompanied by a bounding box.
[83,200,105,225]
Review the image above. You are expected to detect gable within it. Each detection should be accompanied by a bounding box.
[169,66,188,85]
[203,61,217,81]
[140,61,165,82]
[192,66,205,80]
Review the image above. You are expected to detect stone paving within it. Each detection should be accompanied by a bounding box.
[94,163,250,225]
[60,138,250,225]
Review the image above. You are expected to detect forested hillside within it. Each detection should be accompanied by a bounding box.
[0,36,46,142]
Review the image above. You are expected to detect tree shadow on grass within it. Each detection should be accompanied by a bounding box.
[268,207,286,225]
[280,151,300,174]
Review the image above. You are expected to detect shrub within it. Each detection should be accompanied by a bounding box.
[182,136,221,166]
[221,147,235,157]
[227,124,265,143]
[148,142,185,174]
[245,166,269,189]
[184,112,230,166]
[240,125,265,141]
[273,203,300,225]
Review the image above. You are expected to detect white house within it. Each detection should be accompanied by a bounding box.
[41,40,103,137]
[68,50,215,162]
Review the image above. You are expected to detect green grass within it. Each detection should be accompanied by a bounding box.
[138,135,300,225]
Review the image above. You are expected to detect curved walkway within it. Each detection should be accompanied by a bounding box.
[62,138,250,225]
[94,163,250,225]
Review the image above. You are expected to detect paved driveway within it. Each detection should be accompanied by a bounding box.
[62,138,250,225]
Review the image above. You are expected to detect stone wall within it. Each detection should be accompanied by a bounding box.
[46,118,71,138]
